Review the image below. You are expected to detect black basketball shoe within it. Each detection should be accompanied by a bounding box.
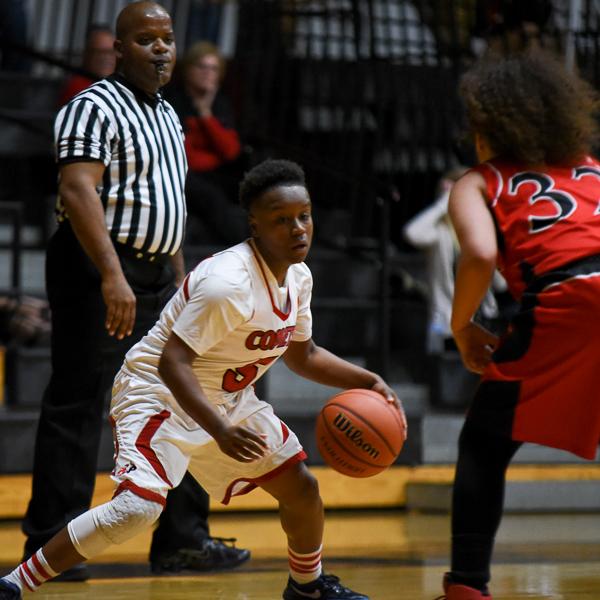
[283,573,369,599]
[0,579,21,600]
[150,537,250,574]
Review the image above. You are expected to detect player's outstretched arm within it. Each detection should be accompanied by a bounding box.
[159,333,268,462]
[283,339,407,432]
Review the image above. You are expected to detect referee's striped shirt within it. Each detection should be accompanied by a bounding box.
[54,74,187,256]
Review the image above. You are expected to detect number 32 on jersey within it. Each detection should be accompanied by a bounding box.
[509,166,600,233]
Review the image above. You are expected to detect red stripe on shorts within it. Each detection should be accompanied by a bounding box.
[113,479,167,507]
[135,410,173,487]
[220,450,307,505]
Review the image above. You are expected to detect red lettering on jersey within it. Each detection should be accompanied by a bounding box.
[260,330,277,350]
[222,356,277,393]
[245,331,262,350]
[244,326,296,350]
[276,327,294,346]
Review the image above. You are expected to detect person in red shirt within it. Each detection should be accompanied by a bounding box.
[437,50,600,600]
[166,41,247,246]
[58,25,116,105]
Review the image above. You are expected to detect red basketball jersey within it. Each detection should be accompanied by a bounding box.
[472,156,600,299]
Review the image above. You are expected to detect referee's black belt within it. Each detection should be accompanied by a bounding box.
[114,241,172,266]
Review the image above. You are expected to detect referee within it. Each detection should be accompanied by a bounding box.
[22,1,249,580]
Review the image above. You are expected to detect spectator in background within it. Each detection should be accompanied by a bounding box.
[58,25,116,105]
[474,0,554,54]
[166,41,248,246]
[0,296,50,346]
[403,167,504,354]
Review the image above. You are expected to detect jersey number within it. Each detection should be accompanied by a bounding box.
[573,166,600,215]
[222,356,277,393]
[510,167,600,233]
[509,172,576,233]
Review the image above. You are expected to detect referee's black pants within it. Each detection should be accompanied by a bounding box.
[22,223,210,557]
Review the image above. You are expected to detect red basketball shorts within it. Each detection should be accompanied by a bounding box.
[468,265,600,459]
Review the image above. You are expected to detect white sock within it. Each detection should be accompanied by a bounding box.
[288,544,323,584]
[5,549,58,592]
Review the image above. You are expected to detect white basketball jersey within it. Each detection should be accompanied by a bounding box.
[121,240,313,421]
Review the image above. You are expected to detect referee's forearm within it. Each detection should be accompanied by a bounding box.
[61,186,122,279]
[58,161,125,279]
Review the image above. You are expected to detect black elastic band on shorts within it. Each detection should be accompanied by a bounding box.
[526,253,600,294]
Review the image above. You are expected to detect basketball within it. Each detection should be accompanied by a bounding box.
[315,388,405,478]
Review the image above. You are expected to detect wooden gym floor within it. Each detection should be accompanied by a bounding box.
[2,510,600,599]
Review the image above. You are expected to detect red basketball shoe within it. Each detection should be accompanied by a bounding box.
[433,573,492,599]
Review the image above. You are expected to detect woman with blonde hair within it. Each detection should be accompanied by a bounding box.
[166,41,247,245]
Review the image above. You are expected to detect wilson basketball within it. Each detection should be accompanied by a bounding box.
[315,388,405,478]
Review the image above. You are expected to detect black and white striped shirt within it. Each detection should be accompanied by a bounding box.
[54,74,187,256]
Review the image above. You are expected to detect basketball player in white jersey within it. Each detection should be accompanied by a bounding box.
[0,159,406,600]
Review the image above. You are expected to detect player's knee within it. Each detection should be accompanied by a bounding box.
[68,490,163,558]
[291,469,321,508]
[96,490,163,545]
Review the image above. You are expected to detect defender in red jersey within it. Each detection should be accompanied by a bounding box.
[436,50,600,599]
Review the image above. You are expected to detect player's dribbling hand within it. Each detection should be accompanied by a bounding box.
[215,425,270,463]
[371,378,408,439]
[453,321,499,374]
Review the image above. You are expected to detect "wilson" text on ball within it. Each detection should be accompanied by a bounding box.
[333,413,380,459]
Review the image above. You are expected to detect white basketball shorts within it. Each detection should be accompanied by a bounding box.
[109,368,307,505]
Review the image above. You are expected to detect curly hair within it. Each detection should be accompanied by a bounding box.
[460,50,600,165]
[239,159,306,210]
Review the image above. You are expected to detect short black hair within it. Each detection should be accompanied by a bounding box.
[239,159,306,210]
